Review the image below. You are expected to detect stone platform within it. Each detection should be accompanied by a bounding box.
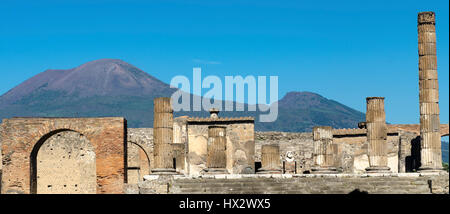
[131,172,449,194]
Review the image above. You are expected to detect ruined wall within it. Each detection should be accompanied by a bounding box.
[36,131,96,194]
[125,128,418,176]
[126,128,185,180]
[256,132,314,174]
[333,134,400,173]
[387,124,449,137]
[1,117,126,194]
[256,131,403,174]
[140,173,449,194]
[127,128,153,184]
[187,121,255,176]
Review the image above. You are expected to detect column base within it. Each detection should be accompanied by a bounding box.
[256,168,282,174]
[365,166,391,173]
[203,168,229,174]
[151,168,178,175]
[418,166,445,173]
[311,167,338,174]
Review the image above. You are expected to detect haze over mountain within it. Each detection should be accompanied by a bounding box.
[0,59,365,132]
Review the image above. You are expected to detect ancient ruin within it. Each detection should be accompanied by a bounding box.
[311,126,337,174]
[152,97,177,174]
[257,144,282,174]
[0,11,448,194]
[365,97,390,173]
[417,11,443,172]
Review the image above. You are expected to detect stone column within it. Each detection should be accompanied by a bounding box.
[312,126,337,174]
[417,11,443,172]
[204,126,228,174]
[365,97,390,173]
[151,97,177,174]
[324,144,338,170]
[257,144,282,174]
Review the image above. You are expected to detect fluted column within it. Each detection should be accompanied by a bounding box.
[204,126,228,174]
[365,97,390,173]
[257,144,282,174]
[311,126,337,174]
[418,11,443,172]
[151,97,177,174]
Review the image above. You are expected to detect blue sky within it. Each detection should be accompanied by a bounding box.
[0,0,448,126]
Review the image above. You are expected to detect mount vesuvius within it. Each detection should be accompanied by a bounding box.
[0,59,365,131]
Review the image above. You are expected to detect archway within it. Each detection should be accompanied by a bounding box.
[127,141,151,184]
[30,130,96,194]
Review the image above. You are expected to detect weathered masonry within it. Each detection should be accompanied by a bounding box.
[417,11,443,172]
[1,117,126,194]
[365,97,390,173]
[183,110,255,176]
[0,11,449,194]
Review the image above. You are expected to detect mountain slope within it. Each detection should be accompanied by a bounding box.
[0,59,365,131]
[256,92,365,132]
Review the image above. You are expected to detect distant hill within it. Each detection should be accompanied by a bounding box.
[0,59,365,131]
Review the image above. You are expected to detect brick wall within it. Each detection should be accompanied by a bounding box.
[1,117,126,194]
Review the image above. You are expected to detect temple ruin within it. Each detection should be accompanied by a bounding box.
[0,11,448,194]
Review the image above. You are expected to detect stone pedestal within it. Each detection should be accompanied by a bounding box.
[151,97,177,174]
[312,126,338,174]
[257,144,282,174]
[204,126,228,174]
[417,11,443,172]
[365,97,390,173]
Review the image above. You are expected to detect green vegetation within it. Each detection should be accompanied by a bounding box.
[443,162,449,172]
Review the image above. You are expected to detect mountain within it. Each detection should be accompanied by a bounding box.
[256,92,365,132]
[0,59,175,127]
[0,59,365,131]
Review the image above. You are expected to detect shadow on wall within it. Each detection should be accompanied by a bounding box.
[405,136,421,172]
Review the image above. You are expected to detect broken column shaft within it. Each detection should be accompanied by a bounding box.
[312,126,337,174]
[418,11,443,171]
[324,143,338,169]
[365,97,390,173]
[257,144,282,174]
[152,97,177,174]
[205,126,228,174]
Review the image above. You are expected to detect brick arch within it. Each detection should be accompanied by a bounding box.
[30,129,96,194]
[1,117,126,194]
[129,141,152,168]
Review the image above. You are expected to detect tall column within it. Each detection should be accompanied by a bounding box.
[204,126,228,174]
[151,97,177,174]
[312,126,337,174]
[365,97,390,173]
[418,11,443,172]
[257,144,282,174]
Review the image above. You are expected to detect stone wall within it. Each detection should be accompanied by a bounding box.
[255,132,314,174]
[126,128,422,176]
[127,128,154,184]
[333,133,400,173]
[1,117,126,194]
[139,172,449,194]
[256,131,411,174]
[36,131,96,194]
